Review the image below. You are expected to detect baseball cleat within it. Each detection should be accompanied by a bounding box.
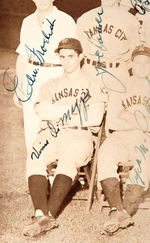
[23,215,59,237]
[103,210,134,234]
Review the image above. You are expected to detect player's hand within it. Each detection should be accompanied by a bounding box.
[13,93,22,109]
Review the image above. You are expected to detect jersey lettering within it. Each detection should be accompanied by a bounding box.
[52,88,91,103]
[84,24,127,42]
[122,95,149,109]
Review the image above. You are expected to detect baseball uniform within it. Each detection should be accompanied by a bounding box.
[98,46,150,190]
[16,6,77,151]
[26,70,104,180]
[120,0,150,46]
[77,1,140,92]
[23,38,106,237]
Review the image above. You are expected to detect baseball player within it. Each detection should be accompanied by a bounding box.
[23,38,105,237]
[15,0,77,151]
[97,45,150,234]
[77,0,140,92]
[119,0,150,45]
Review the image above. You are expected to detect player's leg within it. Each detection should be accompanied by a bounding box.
[122,131,150,216]
[48,130,93,218]
[24,129,58,236]
[97,134,133,233]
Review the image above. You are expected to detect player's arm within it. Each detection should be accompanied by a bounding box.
[34,80,71,120]
[13,54,28,108]
[65,83,106,127]
[14,19,29,108]
[83,82,107,126]
[36,102,72,120]
[119,109,150,131]
[106,92,140,130]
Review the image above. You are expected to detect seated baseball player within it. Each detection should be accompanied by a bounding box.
[97,45,150,234]
[23,38,105,237]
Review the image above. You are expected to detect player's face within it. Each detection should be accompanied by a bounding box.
[32,0,55,12]
[102,0,118,7]
[132,55,150,79]
[59,49,81,73]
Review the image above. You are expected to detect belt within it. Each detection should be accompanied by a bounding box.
[84,58,120,68]
[69,126,88,131]
[28,59,62,67]
[109,129,115,133]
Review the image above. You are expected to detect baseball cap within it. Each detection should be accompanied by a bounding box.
[132,45,150,60]
[55,38,83,54]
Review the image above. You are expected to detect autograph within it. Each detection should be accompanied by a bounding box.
[95,8,127,94]
[31,140,49,160]
[130,0,150,15]
[134,77,150,136]
[128,142,149,185]
[47,89,90,137]
[3,18,56,102]
[25,18,56,64]
[31,90,90,158]
[84,7,127,94]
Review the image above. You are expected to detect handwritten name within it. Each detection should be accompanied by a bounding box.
[95,8,127,94]
[47,89,90,137]
[30,91,90,159]
[31,139,49,160]
[134,77,150,136]
[128,142,149,185]
[3,18,56,102]
[84,7,126,94]
[25,18,56,64]
[130,0,150,15]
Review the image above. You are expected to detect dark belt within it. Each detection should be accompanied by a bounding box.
[84,58,120,68]
[109,129,115,133]
[69,126,88,131]
[28,59,62,67]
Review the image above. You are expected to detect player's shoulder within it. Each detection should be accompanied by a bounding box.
[22,11,36,24]
[77,6,100,23]
[40,77,61,92]
[45,76,62,86]
[118,5,138,21]
[81,71,102,89]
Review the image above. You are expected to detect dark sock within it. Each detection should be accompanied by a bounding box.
[123,184,145,216]
[28,175,50,215]
[48,174,72,218]
[101,177,123,211]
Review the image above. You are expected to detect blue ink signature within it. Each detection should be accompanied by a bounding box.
[25,18,56,64]
[84,7,127,94]
[3,67,33,102]
[47,89,90,137]
[31,139,49,160]
[130,0,150,15]
[3,18,56,102]
[128,142,149,185]
[134,77,150,136]
[30,90,90,159]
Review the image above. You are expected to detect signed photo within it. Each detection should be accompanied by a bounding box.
[1,0,150,242]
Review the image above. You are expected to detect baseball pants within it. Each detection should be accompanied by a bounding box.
[97,130,150,189]
[26,127,93,180]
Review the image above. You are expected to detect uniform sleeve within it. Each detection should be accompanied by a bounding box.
[106,91,137,130]
[16,19,29,59]
[35,79,53,105]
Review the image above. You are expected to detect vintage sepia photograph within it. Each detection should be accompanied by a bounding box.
[0,0,150,242]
